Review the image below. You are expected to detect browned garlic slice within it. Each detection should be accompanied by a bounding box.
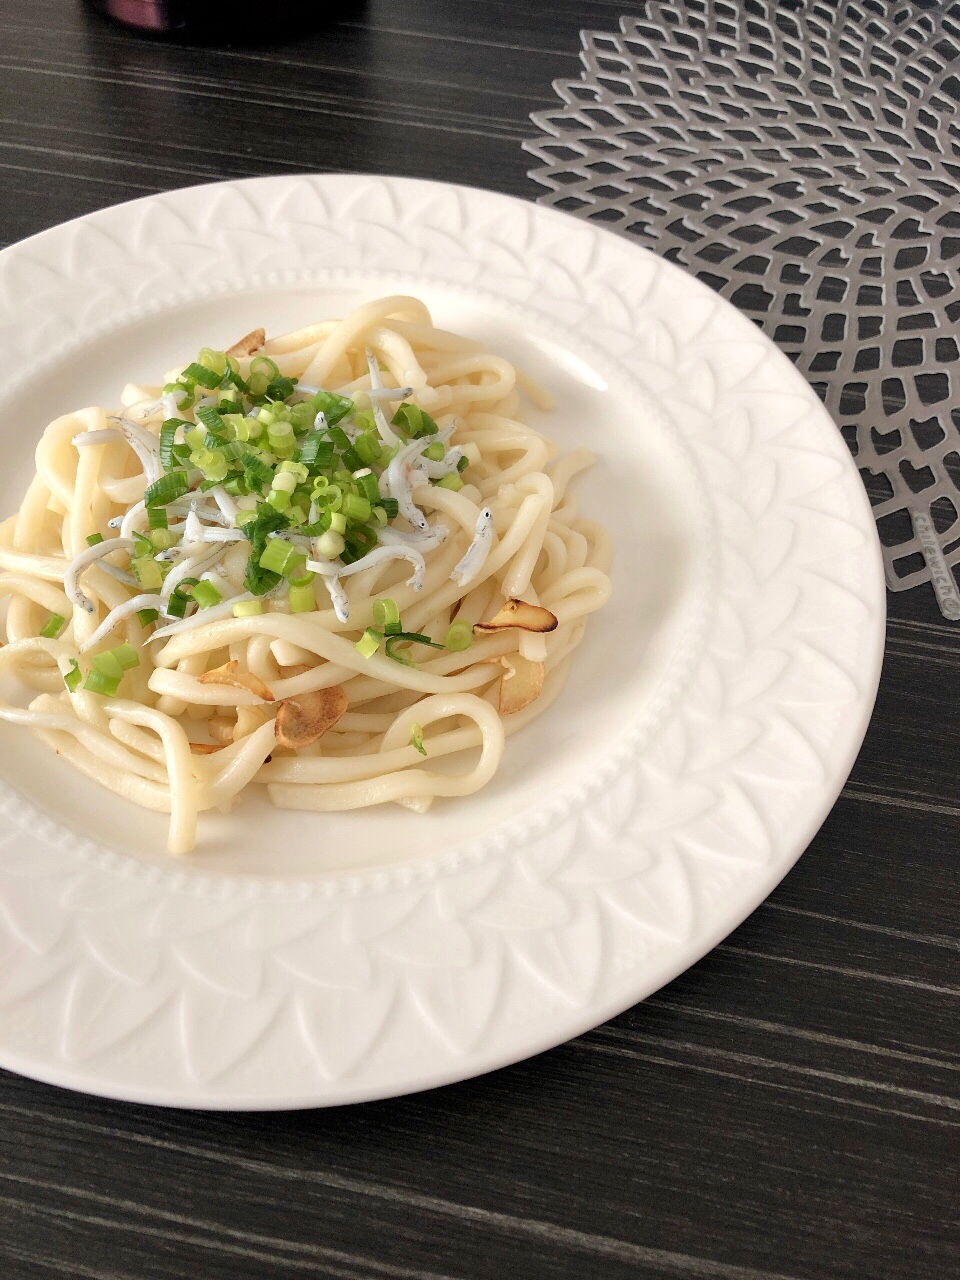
[497,654,546,715]
[275,684,349,749]
[198,659,274,701]
[226,328,266,357]
[474,598,558,635]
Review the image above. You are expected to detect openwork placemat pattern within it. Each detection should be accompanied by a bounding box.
[524,0,960,612]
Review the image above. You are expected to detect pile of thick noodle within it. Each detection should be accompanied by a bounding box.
[0,297,611,853]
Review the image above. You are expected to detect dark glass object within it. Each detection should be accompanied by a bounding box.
[83,0,321,39]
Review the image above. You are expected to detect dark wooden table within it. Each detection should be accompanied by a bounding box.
[1,3,957,1278]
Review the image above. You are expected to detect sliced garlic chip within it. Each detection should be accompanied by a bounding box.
[474,598,558,635]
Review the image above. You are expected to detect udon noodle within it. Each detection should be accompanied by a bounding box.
[0,297,611,853]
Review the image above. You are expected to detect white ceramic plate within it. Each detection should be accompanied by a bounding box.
[0,175,884,1108]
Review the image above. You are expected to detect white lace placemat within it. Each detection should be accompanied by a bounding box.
[524,0,960,617]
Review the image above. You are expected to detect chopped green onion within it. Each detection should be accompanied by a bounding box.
[287,568,315,588]
[445,620,473,652]
[110,642,139,671]
[258,537,299,577]
[313,482,343,511]
[219,412,247,439]
[341,493,371,523]
[243,503,288,596]
[423,441,446,462]
[267,489,290,513]
[159,419,184,471]
[257,402,284,426]
[378,497,399,519]
[164,590,189,620]
[315,530,345,560]
[164,579,195,620]
[435,473,463,491]
[191,447,228,483]
[191,580,222,609]
[372,598,402,635]
[233,599,263,618]
[40,612,67,639]
[351,409,376,434]
[354,431,382,466]
[182,361,222,390]
[309,389,354,425]
[392,403,439,438]
[355,626,383,658]
[297,433,336,469]
[197,348,228,375]
[356,470,381,503]
[265,376,297,402]
[289,403,317,432]
[283,554,307,582]
[342,525,377,563]
[92,649,124,680]
[131,557,163,590]
[86,532,104,547]
[150,528,179,551]
[457,455,470,473]
[249,355,280,381]
[288,582,316,613]
[144,470,190,508]
[384,631,445,666]
[84,669,121,697]
[341,446,364,472]
[196,405,227,438]
[137,608,159,627]
[267,423,296,453]
[147,505,168,531]
[329,511,347,534]
[240,451,274,486]
[63,659,82,692]
[204,430,229,456]
[163,381,193,409]
[409,723,427,756]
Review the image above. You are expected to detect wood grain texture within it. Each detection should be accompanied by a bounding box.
[0,2,956,1278]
